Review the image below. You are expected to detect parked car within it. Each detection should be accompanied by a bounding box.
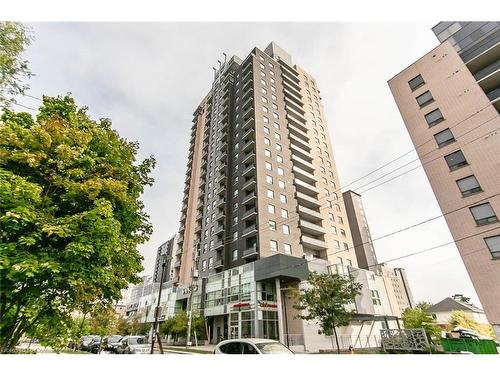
[116,336,150,354]
[89,336,103,354]
[214,339,294,354]
[102,335,123,353]
[79,335,100,351]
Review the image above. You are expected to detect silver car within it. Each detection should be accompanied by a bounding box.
[214,339,294,354]
[116,336,150,354]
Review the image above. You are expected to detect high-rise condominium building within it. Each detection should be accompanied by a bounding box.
[175,41,358,284]
[153,235,176,283]
[167,42,402,351]
[388,22,500,337]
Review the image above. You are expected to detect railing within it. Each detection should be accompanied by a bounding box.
[474,58,500,81]
[486,86,500,101]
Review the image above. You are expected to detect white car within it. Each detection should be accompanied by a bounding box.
[214,339,294,354]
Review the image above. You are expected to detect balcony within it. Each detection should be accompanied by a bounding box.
[241,207,257,220]
[242,127,254,141]
[279,60,300,80]
[298,205,323,222]
[242,224,257,238]
[289,133,311,152]
[242,77,253,92]
[217,163,227,174]
[486,86,500,102]
[242,140,255,153]
[215,199,225,209]
[292,165,317,185]
[194,224,202,233]
[215,210,225,222]
[287,114,308,134]
[213,240,224,251]
[286,105,307,124]
[242,151,255,165]
[217,173,227,184]
[174,260,182,268]
[282,79,302,99]
[242,88,253,103]
[217,131,228,143]
[288,123,309,142]
[213,258,224,269]
[241,191,256,205]
[242,106,255,120]
[242,178,256,191]
[214,225,224,236]
[301,235,328,251]
[242,117,254,131]
[294,178,319,196]
[299,219,327,236]
[242,244,258,258]
[284,87,303,107]
[290,143,313,162]
[215,185,226,196]
[242,164,256,178]
[242,68,252,83]
[291,154,315,173]
[242,96,253,111]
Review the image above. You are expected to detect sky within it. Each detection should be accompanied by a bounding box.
[18,22,481,307]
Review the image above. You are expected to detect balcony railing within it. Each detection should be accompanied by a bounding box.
[242,244,258,258]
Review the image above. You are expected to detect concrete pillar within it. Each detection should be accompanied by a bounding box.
[275,278,285,344]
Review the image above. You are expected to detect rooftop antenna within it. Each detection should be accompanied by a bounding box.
[218,60,222,68]
[212,67,216,79]
[223,52,227,64]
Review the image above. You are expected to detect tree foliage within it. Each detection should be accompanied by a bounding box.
[293,272,362,353]
[159,312,206,340]
[0,22,33,108]
[402,305,441,343]
[447,310,496,339]
[0,95,155,351]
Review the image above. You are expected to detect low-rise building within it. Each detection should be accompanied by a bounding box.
[428,294,489,325]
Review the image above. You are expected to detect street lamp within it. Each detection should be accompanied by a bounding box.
[150,251,167,354]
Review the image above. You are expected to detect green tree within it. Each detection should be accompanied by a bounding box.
[293,272,362,354]
[88,305,117,337]
[402,306,441,343]
[114,316,130,336]
[415,301,432,311]
[0,96,155,351]
[0,22,33,109]
[448,310,496,339]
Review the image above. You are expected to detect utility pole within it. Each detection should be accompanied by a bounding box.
[150,252,167,354]
[186,243,200,348]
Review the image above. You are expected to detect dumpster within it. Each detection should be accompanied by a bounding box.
[441,337,498,354]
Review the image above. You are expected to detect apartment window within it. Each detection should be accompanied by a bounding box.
[233,217,238,225]
[260,79,266,86]
[270,70,275,76]
[274,133,281,141]
[338,216,344,224]
[270,77,275,84]
[340,229,346,237]
[262,97,268,103]
[331,226,337,234]
[445,150,468,171]
[484,235,500,259]
[283,225,290,235]
[333,240,340,249]
[425,108,444,127]
[203,243,208,253]
[264,126,270,135]
[280,194,287,204]
[278,180,285,189]
[259,63,265,69]
[343,243,349,250]
[270,240,278,252]
[268,204,275,214]
[263,106,268,113]
[259,55,264,61]
[265,149,271,158]
[273,122,280,130]
[271,86,276,92]
[277,167,284,176]
[234,232,238,240]
[329,213,334,221]
[273,112,279,120]
[260,71,266,77]
[264,137,271,145]
[266,161,272,171]
[408,74,425,91]
[266,175,273,184]
[434,128,455,147]
[416,90,434,108]
[271,94,277,101]
[261,88,267,95]
[337,257,343,265]
[263,116,269,124]
[284,243,292,254]
[371,290,381,306]
[346,259,352,267]
[269,62,274,68]
[202,260,207,271]
[276,144,282,151]
[320,167,325,174]
[281,209,288,218]
[334,204,341,212]
[272,103,278,110]
[269,220,277,231]
[456,175,482,197]
[470,203,498,225]
[267,189,274,199]
[232,249,238,261]
[277,155,283,163]
[208,257,213,269]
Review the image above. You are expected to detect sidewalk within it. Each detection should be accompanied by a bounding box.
[159,342,215,354]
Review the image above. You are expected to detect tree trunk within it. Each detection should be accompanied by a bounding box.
[333,326,340,354]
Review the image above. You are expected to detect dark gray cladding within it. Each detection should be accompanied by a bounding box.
[254,254,308,282]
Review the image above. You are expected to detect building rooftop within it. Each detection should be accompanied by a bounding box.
[428,296,484,314]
